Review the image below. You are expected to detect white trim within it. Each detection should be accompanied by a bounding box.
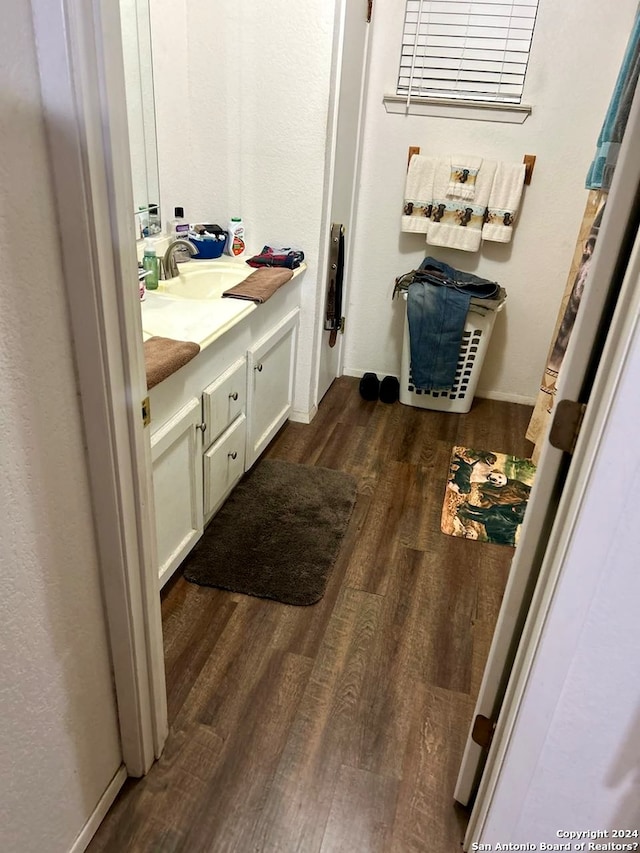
[313,0,347,407]
[95,0,168,759]
[475,389,537,406]
[342,367,400,381]
[290,404,319,425]
[383,93,531,123]
[342,375,535,406]
[69,765,127,853]
[31,0,167,774]
[314,1,373,405]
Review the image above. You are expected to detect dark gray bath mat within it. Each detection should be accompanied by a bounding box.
[183,459,358,605]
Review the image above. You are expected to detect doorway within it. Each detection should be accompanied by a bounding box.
[40,0,640,844]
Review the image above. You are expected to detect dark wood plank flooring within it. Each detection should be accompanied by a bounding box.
[90,377,533,853]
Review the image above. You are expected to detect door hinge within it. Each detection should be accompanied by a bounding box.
[339,316,345,334]
[549,399,587,455]
[142,396,151,427]
[367,0,373,23]
[472,714,496,750]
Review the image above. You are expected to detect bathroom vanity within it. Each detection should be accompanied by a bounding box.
[141,258,304,588]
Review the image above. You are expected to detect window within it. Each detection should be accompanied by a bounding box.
[397,0,539,105]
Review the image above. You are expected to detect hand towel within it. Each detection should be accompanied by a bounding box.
[427,158,497,252]
[222,267,293,303]
[144,336,200,390]
[483,162,526,243]
[447,155,483,200]
[401,154,437,234]
[586,9,640,190]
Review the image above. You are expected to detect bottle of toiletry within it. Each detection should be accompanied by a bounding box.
[225,217,245,257]
[137,206,148,239]
[168,206,191,262]
[142,240,159,289]
[148,204,161,235]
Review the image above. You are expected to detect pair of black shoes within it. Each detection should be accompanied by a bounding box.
[359,372,400,404]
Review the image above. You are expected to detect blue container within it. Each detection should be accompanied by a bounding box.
[188,233,227,259]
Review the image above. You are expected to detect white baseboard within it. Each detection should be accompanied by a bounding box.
[69,764,127,853]
[476,389,537,406]
[342,367,400,381]
[343,368,535,407]
[290,404,318,424]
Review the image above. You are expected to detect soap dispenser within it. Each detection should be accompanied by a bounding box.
[142,240,159,290]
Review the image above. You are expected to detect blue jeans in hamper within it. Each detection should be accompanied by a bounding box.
[406,258,498,392]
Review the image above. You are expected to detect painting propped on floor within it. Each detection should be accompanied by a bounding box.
[442,446,536,547]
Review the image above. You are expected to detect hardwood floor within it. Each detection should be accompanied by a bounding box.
[89,378,533,853]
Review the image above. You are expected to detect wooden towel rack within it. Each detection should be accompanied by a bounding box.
[407,146,536,184]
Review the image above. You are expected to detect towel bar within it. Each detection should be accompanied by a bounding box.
[406,145,536,186]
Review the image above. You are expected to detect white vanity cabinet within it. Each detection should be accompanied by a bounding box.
[246,309,299,469]
[147,289,300,589]
[150,397,204,588]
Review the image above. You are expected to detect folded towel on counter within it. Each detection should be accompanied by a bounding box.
[483,162,526,243]
[222,267,294,303]
[402,154,437,233]
[247,245,304,269]
[144,336,200,390]
[447,155,483,200]
[427,158,497,252]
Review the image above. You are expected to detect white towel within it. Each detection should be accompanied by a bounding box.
[447,154,483,200]
[483,162,526,243]
[401,154,437,234]
[427,158,497,252]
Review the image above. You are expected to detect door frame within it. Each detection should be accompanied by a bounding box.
[31,0,640,823]
[467,226,640,845]
[463,84,640,845]
[314,0,372,405]
[31,0,167,774]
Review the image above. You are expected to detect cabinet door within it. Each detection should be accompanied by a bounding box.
[203,413,247,521]
[202,356,246,447]
[150,397,203,588]
[246,308,299,469]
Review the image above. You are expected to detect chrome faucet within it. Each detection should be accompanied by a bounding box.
[162,239,198,280]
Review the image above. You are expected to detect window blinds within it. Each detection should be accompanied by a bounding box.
[397,0,539,104]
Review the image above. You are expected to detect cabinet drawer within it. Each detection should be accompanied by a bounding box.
[203,413,247,519]
[202,357,246,447]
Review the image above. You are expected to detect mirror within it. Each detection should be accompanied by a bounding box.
[119,0,161,237]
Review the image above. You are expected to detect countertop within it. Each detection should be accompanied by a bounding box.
[140,260,306,352]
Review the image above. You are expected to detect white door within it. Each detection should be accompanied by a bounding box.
[151,397,204,589]
[317,0,372,402]
[246,309,299,469]
[455,86,640,807]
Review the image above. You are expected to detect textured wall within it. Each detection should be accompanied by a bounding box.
[342,0,638,403]
[0,5,122,852]
[152,0,337,418]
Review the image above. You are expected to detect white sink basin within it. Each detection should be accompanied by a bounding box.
[158,260,251,300]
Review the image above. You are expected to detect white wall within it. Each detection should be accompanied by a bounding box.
[480,284,640,841]
[0,5,122,851]
[151,0,338,419]
[343,0,638,403]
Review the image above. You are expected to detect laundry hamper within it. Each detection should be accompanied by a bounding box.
[399,290,506,414]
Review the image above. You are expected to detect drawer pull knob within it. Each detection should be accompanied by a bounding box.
[228,451,238,460]
[196,422,206,433]
[255,363,263,372]
[229,391,239,401]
